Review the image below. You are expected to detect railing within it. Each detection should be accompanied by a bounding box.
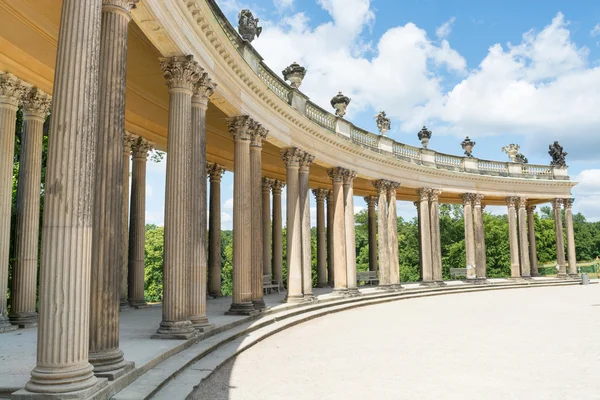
[257,63,291,103]
[392,142,421,162]
[522,164,553,176]
[351,127,380,151]
[306,102,336,132]
[435,153,464,169]
[478,160,508,174]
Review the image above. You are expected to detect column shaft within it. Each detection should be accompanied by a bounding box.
[283,148,304,302]
[89,0,136,378]
[527,206,539,276]
[473,194,487,279]
[300,155,314,300]
[262,178,273,278]
[155,56,200,337]
[429,190,443,283]
[120,133,135,310]
[365,196,378,274]
[272,181,284,289]
[419,189,434,284]
[564,199,578,277]
[314,189,328,287]
[326,190,334,287]
[553,199,567,278]
[416,201,423,280]
[10,89,50,328]
[344,170,358,295]
[207,164,224,297]
[25,0,103,393]
[462,193,476,279]
[507,197,521,278]
[373,181,389,288]
[250,125,268,309]
[517,198,531,278]
[387,183,400,288]
[329,168,347,294]
[128,139,151,308]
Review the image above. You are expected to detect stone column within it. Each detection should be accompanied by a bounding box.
[154,55,201,338]
[283,148,304,302]
[0,74,27,334]
[328,167,348,294]
[343,169,359,296]
[188,74,215,330]
[120,132,136,311]
[226,116,256,314]
[262,178,274,278]
[472,194,487,279]
[88,0,138,378]
[373,180,389,289]
[250,123,268,310]
[9,88,50,329]
[564,198,578,278]
[127,138,152,308]
[517,198,531,278]
[462,193,477,279]
[387,182,401,289]
[552,198,567,278]
[272,180,285,289]
[314,189,328,287]
[365,196,378,274]
[207,163,225,297]
[299,152,315,300]
[506,197,521,279]
[419,188,434,284]
[414,201,423,281]
[527,205,539,277]
[429,189,444,284]
[24,0,103,394]
[326,189,334,287]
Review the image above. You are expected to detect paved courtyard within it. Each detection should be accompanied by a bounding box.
[191,285,600,400]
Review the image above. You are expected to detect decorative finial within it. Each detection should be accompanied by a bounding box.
[330,92,351,117]
[282,62,306,89]
[418,126,432,148]
[374,111,391,136]
[238,9,262,42]
[461,136,476,157]
[548,141,567,167]
[501,144,520,162]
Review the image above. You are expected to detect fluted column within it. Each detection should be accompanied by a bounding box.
[552,199,567,278]
[250,124,268,309]
[188,74,215,330]
[326,190,334,287]
[472,194,487,280]
[300,153,315,300]
[462,193,477,279]
[415,201,423,281]
[24,0,102,394]
[283,148,304,302]
[314,189,328,287]
[0,74,27,334]
[564,198,578,278]
[272,180,285,289]
[227,116,256,314]
[419,188,434,284]
[127,138,152,308]
[154,55,201,338]
[517,198,531,278]
[429,190,444,284]
[365,196,378,274]
[120,132,136,311]
[328,167,348,294]
[88,0,137,378]
[9,89,50,329]
[387,182,401,289]
[262,178,274,278]
[506,197,521,278]
[373,180,390,289]
[344,170,359,295]
[207,163,225,297]
[527,205,539,277]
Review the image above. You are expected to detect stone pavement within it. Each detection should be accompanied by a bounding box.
[191,284,600,400]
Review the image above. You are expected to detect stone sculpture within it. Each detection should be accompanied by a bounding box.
[461,136,476,157]
[238,9,262,42]
[282,62,306,89]
[330,92,351,117]
[548,141,567,167]
[502,144,520,162]
[374,111,391,136]
[418,126,432,148]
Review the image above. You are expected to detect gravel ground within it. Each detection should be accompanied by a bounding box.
[190,285,600,400]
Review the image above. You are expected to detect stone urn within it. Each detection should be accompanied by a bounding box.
[330,92,351,117]
[282,62,306,89]
[375,111,391,136]
[461,136,476,157]
[418,126,432,148]
[501,144,520,162]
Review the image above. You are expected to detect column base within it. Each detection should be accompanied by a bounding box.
[435,280,447,287]
[391,284,404,291]
[467,277,488,285]
[420,281,437,287]
[209,291,223,298]
[128,299,149,309]
[331,288,349,296]
[284,295,308,304]
[22,363,104,397]
[252,299,267,310]
[89,348,133,381]
[316,282,329,288]
[376,285,394,292]
[557,273,569,279]
[531,271,540,277]
[9,311,38,329]
[119,297,130,311]
[568,273,580,279]
[346,287,360,296]
[226,302,259,315]
[152,320,196,340]
[0,315,18,332]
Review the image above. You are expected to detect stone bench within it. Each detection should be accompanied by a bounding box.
[357,271,379,286]
[263,275,279,295]
[449,268,468,279]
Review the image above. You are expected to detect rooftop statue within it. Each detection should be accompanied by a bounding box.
[418,126,432,148]
[501,144,520,162]
[238,9,262,43]
[374,111,391,135]
[461,136,476,157]
[549,141,567,167]
[330,92,351,117]
[282,62,306,89]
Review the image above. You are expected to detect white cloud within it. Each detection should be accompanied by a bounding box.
[223,197,234,211]
[146,184,153,197]
[572,169,600,221]
[436,17,456,39]
[275,0,294,12]
[591,23,600,37]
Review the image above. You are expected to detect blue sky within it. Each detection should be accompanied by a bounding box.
[144,0,600,228]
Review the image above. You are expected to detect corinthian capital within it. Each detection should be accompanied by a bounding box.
[551,198,563,210]
[518,197,528,209]
[461,193,476,205]
[281,147,305,167]
[227,115,254,141]
[419,188,433,202]
[0,73,29,109]
[526,205,536,215]
[207,163,226,180]
[124,131,138,153]
[250,124,269,147]
[22,88,51,118]
[328,167,348,183]
[159,55,202,91]
[262,177,275,191]
[372,179,389,195]
[300,152,315,169]
[272,180,285,193]
[472,194,484,207]
[429,189,442,203]
[131,137,154,158]
[102,0,139,15]
[192,72,216,108]
[312,188,328,201]
[342,169,357,185]
[506,196,519,208]
[364,195,378,208]
[564,198,574,209]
